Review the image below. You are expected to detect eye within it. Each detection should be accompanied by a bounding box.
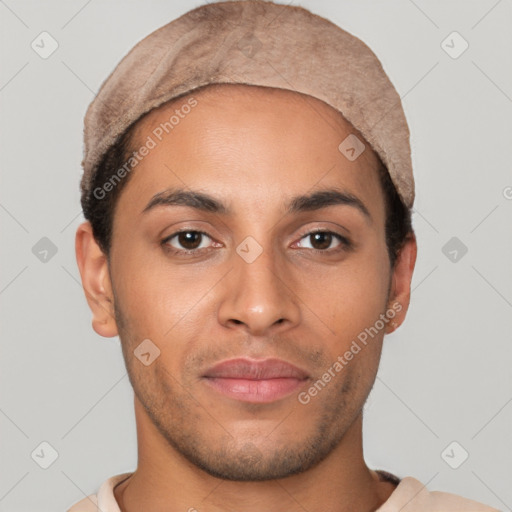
[161,228,351,256]
[162,230,215,253]
[295,230,351,252]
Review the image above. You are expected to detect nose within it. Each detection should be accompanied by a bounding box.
[217,242,301,336]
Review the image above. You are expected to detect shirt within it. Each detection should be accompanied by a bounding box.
[67,470,500,511]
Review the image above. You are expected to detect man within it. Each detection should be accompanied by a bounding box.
[68,1,499,511]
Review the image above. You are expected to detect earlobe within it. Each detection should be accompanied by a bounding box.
[386,233,418,334]
[75,221,119,338]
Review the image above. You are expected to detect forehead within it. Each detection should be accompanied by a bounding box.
[119,84,384,222]
[132,83,379,166]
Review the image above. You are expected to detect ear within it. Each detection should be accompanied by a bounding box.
[75,221,118,338]
[385,233,417,334]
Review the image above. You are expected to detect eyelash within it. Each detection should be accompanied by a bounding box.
[161,228,352,256]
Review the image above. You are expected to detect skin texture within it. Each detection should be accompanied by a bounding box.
[76,84,417,512]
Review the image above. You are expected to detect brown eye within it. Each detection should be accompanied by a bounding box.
[309,232,333,250]
[295,230,351,253]
[177,231,202,249]
[163,230,213,252]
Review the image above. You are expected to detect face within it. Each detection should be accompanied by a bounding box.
[79,84,415,481]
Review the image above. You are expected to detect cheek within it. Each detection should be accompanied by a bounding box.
[112,241,190,316]
[111,248,222,366]
[302,247,390,340]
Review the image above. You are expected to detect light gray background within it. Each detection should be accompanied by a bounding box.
[1,0,511,510]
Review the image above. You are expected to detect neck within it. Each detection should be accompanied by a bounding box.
[114,396,396,512]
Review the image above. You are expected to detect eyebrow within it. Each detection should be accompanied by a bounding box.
[142,187,371,221]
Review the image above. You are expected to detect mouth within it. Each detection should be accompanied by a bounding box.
[201,357,310,403]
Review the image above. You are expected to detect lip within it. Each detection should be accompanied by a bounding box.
[202,358,310,403]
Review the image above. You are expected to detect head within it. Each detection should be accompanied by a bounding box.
[76,83,417,480]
